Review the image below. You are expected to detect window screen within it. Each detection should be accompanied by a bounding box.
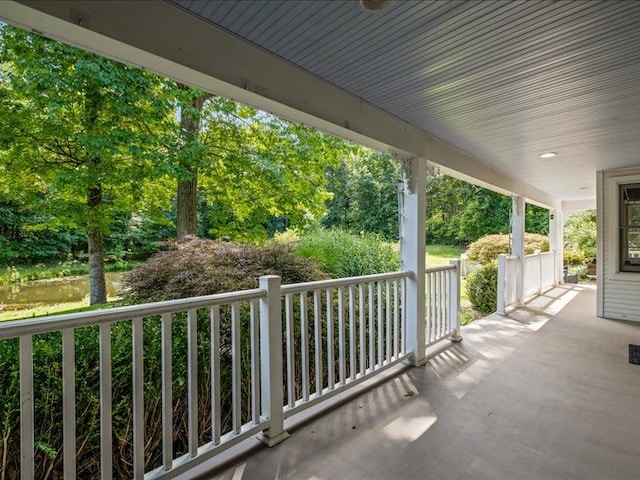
[620,183,640,272]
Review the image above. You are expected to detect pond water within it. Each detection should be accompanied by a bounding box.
[0,271,125,307]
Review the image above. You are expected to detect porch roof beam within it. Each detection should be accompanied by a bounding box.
[2,0,559,209]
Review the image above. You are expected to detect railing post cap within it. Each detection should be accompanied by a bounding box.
[259,275,281,280]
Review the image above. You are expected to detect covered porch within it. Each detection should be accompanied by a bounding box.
[2,1,640,478]
[204,285,640,479]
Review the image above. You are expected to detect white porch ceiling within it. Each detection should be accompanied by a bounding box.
[3,0,640,208]
[168,0,640,205]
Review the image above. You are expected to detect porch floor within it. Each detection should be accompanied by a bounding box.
[195,285,640,480]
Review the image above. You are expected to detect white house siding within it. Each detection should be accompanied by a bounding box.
[597,168,640,322]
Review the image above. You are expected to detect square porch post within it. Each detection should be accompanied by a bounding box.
[399,156,427,366]
[511,196,526,304]
[548,209,564,284]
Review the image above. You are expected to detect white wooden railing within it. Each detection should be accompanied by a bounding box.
[425,261,461,346]
[0,267,460,479]
[522,250,556,300]
[280,271,411,419]
[497,254,520,315]
[497,251,556,315]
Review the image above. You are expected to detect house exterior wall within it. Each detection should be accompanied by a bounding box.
[597,167,640,322]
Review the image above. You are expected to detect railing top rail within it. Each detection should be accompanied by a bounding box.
[281,271,411,294]
[0,288,266,339]
[425,264,456,273]
[524,250,555,258]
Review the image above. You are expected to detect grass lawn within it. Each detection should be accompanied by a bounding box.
[425,244,477,317]
[425,244,464,266]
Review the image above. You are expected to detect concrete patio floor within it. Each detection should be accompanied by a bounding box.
[191,285,640,480]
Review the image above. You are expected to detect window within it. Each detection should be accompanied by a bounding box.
[620,183,640,272]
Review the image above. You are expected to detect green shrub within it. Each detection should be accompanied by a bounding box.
[294,227,399,278]
[563,249,591,267]
[563,210,596,265]
[0,239,328,477]
[466,262,498,315]
[465,233,549,264]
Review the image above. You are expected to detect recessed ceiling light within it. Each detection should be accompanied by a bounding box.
[539,152,557,159]
[360,0,394,11]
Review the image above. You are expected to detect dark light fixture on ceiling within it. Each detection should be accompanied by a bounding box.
[360,0,394,11]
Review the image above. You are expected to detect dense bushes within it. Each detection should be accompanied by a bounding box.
[292,228,400,278]
[466,262,498,315]
[464,232,549,314]
[0,239,329,478]
[465,233,549,265]
[123,237,326,302]
[323,151,401,240]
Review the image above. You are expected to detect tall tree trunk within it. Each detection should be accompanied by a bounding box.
[177,171,198,240]
[87,185,107,305]
[175,87,210,241]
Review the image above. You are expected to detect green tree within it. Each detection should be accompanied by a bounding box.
[0,26,173,303]
[193,102,344,240]
[426,170,512,245]
[323,148,401,239]
[564,209,597,264]
[161,90,347,241]
[170,85,212,240]
[426,169,548,245]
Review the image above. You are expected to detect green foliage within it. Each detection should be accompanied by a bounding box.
[466,262,498,314]
[459,306,482,326]
[323,149,401,239]
[465,233,549,264]
[426,171,509,244]
[0,25,174,301]
[0,197,84,265]
[563,210,597,265]
[294,228,399,278]
[0,25,346,266]
[526,204,549,234]
[0,25,173,229]
[0,240,329,477]
[166,93,345,241]
[123,238,327,302]
[425,169,549,245]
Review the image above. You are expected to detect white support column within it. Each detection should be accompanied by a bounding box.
[548,209,564,284]
[399,156,427,366]
[511,196,526,305]
[258,275,289,447]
